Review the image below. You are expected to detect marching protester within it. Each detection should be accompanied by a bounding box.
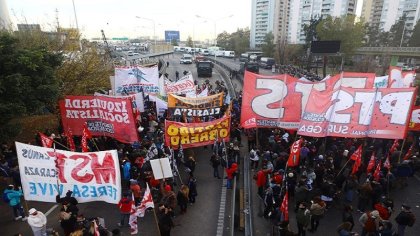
[296,202,311,236]
[187,173,198,204]
[157,203,174,236]
[177,184,189,214]
[117,193,133,227]
[27,208,47,236]
[395,204,416,236]
[210,153,221,179]
[3,184,27,221]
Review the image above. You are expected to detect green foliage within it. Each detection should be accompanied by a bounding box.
[261,32,275,57]
[409,20,420,47]
[216,28,250,54]
[303,18,321,50]
[171,38,179,46]
[186,36,194,47]
[388,15,408,47]
[0,30,62,143]
[316,15,366,55]
[55,44,112,96]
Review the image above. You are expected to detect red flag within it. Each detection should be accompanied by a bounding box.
[373,161,382,181]
[351,151,362,175]
[287,139,303,167]
[39,132,53,148]
[137,184,155,217]
[66,129,76,151]
[350,145,363,161]
[367,152,376,173]
[93,220,100,236]
[81,123,92,152]
[129,193,138,235]
[390,139,399,153]
[279,191,289,221]
[384,154,391,170]
[403,144,414,161]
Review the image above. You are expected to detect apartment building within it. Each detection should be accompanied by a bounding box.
[250,0,276,48]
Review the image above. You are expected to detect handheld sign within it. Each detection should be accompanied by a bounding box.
[150,158,173,180]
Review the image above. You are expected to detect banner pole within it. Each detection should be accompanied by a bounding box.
[91,138,100,151]
[398,139,406,163]
[336,158,352,177]
[52,139,70,150]
[152,205,162,236]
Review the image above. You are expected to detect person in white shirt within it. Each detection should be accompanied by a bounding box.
[27,208,47,236]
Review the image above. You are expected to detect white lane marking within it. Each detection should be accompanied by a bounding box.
[45,204,59,216]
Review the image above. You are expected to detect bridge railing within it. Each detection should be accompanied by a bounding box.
[357,47,420,54]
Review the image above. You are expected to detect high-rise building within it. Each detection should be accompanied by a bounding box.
[250,0,276,48]
[250,0,358,47]
[0,0,12,30]
[288,0,357,44]
[362,0,420,32]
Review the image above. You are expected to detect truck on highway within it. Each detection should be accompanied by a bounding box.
[196,60,213,77]
[259,57,276,69]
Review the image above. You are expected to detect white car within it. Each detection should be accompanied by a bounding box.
[180,54,193,64]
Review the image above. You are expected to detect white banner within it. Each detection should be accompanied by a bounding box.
[114,66,159,95]
[149,95,168,117]
[165,74,195,95]
[94,92,144,113]
[16,142,121,204]
[197,87,208,98]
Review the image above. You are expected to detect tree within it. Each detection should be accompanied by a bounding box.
[0,30,62,142]
[303,18,322,70]
[409,20,420,47]
[216,31,231,49]
[171,38,179,46]
[55,43,112,96]
[186,36,193,47]
[316,15,366,55]
[388,15,408,47]
[230,28,250,55]
[261,32,275,57]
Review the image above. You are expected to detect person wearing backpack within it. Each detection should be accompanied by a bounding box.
[395,204,415,236]
[3,184,27,221]
[359,210,381,236]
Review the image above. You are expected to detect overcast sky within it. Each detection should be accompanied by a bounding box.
[6,0,362,41]
[7,0,251,40]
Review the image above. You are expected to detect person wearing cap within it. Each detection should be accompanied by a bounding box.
[359,210,381,236]
[161,183,177,210]
[27,208,47,236]
[130,179,141,205]
[3,184,27,221]
[395,204,415,236]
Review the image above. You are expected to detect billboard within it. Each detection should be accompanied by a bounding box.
[165,30,180,43]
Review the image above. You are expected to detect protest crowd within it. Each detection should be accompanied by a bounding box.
[1,58,419,236]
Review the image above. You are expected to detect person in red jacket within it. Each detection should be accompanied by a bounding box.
[117,194,134,227]
[374,202,391,220]
[226,163,238,189]
[256,169,267,197]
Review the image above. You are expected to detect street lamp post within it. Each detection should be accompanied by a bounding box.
[195,14,233,46]
[136,16,156,52]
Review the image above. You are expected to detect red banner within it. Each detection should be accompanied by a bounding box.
[408,106,420,131]
[164,116,231,149]
[59,96,138,144]
[297,87,416,139]
[240,71,376,129]
[287,139,303,167]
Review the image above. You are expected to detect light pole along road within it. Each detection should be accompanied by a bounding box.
[135,16,156,52]
[195,14,234,46]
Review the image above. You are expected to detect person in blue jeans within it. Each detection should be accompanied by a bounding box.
[3,184,27,221]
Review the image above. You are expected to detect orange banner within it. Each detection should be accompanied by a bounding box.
[164,116,231,149]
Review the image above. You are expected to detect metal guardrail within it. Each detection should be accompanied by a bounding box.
[205,57,239,99]
[356,47,420,56]
[243,153,253,236]
[139,50,174,58]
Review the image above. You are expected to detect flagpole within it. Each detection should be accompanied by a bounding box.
[52,139,70,150]
[152,204,162,236]
[398,138,407,163]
